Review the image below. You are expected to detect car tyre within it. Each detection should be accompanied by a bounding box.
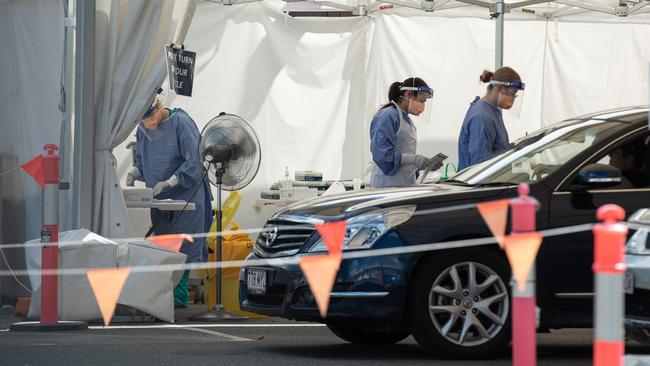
[408,248,511,359]
[327,323,410,345]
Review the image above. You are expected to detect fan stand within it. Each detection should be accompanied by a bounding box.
[189,162,248,322]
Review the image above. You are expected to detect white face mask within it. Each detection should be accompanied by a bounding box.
[398,96,424,113]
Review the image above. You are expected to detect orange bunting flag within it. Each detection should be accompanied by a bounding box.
[503,232,543,292]
[87,268,131,326]
[146,234,194,253]
[477,199,510,248]
[299,255,342,318]
[20,155,45,188]
[315,221,347,255]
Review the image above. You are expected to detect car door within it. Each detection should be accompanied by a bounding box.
[545,128,650,320]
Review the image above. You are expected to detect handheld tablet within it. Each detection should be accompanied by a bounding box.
[417,153,449,184]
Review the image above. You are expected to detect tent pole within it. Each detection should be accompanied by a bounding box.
[59,0,76,231]
[495,0,505,69]
[72,0,96,230]
[172,0,198,46]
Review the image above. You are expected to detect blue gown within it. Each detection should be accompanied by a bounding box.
[369,104,418,188]
[135,108,212,263]
[457,97,510,171]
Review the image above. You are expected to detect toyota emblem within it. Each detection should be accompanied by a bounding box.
[265,226,278,247]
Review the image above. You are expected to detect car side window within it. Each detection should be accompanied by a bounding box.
[563,132,650,191]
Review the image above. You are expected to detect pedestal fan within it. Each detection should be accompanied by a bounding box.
[189,113,261,321]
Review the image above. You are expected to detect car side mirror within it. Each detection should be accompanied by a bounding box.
[576,163,622,188]
[630,208,650,224]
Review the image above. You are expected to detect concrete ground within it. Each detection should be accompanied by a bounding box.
[0,304,648,366]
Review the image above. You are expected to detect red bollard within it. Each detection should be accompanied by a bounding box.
[41,144,61,324]
[510,183,538,366]
[593,204,627,366]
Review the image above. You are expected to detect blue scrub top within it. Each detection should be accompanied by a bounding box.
[135,108,213,263]
[457,97,509,171]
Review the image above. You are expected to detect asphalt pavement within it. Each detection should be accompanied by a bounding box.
[0,304,648,366]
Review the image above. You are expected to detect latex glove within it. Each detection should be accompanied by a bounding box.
[153,175,178,197]
[153,181,171,197]
[125,167,140,187]
[402,153,432,171]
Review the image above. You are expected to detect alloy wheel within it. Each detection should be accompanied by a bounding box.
[427,261,509,347]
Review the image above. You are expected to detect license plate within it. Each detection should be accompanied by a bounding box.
[624,271,635,295]
[247,269,267,294]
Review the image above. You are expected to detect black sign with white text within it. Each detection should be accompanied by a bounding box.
[165,45,196,97]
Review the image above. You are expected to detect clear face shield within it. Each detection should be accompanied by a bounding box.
[490,80,526,118]
[138,122,164,141]
[137,104,162,141]
[399,86,435,123]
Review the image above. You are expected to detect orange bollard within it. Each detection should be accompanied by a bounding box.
[40,144,60,324]
[592,204,627,366]
[509,183,539,366]
[10,145,86,331]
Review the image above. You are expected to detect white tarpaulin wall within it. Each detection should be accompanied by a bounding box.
[0,0,64,298]
[114,2,650,232]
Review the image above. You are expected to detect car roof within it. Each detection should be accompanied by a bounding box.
[527,107,648,138]
[568,106,649,123]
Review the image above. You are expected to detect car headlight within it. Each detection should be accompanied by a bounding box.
[626,228,650,255]
[307,205,415,252]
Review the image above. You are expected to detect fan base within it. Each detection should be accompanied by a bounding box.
[188,304,249,322]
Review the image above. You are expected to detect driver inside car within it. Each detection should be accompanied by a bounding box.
[608,139,650,188]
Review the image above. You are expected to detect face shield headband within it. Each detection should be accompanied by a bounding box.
[399,86,434,99]
[489,80,525,91]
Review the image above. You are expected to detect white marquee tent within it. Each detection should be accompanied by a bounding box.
[1,0,649,299]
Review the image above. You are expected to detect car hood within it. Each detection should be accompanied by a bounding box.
[272,183,512,221]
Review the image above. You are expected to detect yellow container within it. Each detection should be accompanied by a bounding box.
[200,191,267,318]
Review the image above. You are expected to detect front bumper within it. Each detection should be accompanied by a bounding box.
[626,254,650,291]
[625,317,650,345]
[624,253,650,344]
[239,252,414,325]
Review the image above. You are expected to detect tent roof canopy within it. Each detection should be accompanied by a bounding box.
[202,0,650,19]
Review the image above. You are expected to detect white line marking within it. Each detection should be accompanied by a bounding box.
[0,329,9,332]
[88,323,326,330]
[180,327,254,342]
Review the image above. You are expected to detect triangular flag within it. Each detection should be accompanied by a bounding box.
[503,232,543,292]
[315,221,347,255]
[87,268,131,326]
[299,254,342,318]
[146,233,193,253]
[477,199,510,248]
[20,155,45,188]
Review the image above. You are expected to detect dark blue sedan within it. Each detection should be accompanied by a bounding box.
[241,107,650,358]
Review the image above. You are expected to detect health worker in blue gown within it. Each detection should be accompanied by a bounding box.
[126,99,213,308]
[369,77,441,188]
[457,67,525,171]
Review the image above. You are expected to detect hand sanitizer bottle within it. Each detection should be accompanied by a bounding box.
[282,166,292,188]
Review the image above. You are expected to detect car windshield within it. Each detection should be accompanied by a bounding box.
[450,119,626,186]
